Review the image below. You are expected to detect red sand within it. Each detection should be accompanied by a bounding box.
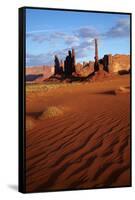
[26,75,131,192]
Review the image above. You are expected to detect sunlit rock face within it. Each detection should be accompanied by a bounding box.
[75,62,94,77]
[108,54,130,73]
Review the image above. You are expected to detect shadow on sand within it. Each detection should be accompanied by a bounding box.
[93,90,116,95]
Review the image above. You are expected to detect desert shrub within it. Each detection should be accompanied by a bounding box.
[39,106,65,120]
[26,116,36,130]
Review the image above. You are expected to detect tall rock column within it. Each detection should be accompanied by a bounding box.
[94,38,99,71]
[54,55,60,75]
[64,50,72,77]
[108,54,113,73]
[103,55,109,72]
[71,48,76,73]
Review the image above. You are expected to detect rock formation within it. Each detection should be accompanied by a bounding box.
[102,54,130,74]
[109,54,130,73]
[94,38,99,71]
[26,65,54,82]
[64,49,76,77]
[72,48,76,73]
[91,64,112,82]
[75,63,83,73]
[54,55,63,75]
[26,38,130,83]
[94,39,130,74]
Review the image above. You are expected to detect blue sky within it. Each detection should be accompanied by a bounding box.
[26,8,130,67]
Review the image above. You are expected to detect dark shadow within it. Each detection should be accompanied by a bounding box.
[54,55,63,75]
[93,90,116,95]
[27,111,43,118]
[8,184,18,191]
[125,86,130,89]
[118,70,129,75]
[26,74,43,81]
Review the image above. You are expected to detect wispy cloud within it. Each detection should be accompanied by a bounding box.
[74,26,99,38]
[26,33,50,43]
[51,31,80,46]
[104,18,130,38]
[27,31,80,46]
[26,17,130,66]
[27,18,130,44]
[27,29,57,34]
[26,39,95,66]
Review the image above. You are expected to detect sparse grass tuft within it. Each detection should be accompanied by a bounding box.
[26,116,36,130]
[39,106,66,120]
[26,82,82,93]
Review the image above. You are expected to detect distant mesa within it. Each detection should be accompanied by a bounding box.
[26,74,43,82]
[26,38,130,83]
[26,66,54,83]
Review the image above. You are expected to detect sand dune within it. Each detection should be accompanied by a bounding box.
[26,75,131,192]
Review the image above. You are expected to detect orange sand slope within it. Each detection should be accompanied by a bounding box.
[26,75,131,192]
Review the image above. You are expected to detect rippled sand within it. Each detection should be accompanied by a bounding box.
[26,75,131,192]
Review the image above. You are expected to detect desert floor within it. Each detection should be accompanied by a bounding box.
[26,74,131,192]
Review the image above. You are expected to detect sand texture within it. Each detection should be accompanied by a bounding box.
[26,75,131,192]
